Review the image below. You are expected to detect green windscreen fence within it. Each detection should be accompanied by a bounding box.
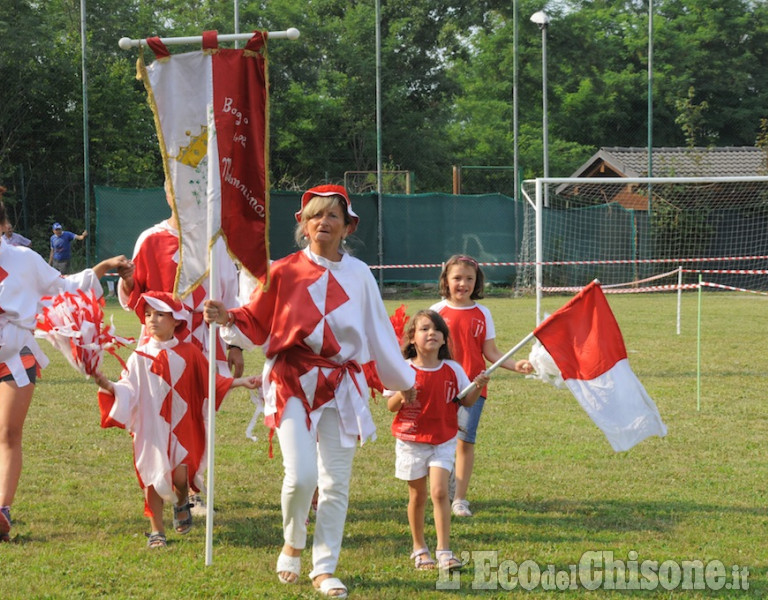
[94,186,525,284]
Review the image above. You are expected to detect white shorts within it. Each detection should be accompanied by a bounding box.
[394,435,458,481]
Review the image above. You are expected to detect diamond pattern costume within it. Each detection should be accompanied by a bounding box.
[97,337,233,509]
[220,247,415,446]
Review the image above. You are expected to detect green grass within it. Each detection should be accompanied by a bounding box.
[1,292,766,598]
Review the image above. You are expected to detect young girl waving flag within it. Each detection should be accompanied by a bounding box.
[387,310,489,572]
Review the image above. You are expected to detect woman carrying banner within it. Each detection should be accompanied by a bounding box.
[0,194,133,542]
[204,184,416,598]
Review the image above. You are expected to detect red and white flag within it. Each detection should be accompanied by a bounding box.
[533,281,667,452]
[139,30,270,298]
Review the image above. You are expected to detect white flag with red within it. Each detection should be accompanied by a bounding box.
[533,281,667,451]
[139,31,270,298]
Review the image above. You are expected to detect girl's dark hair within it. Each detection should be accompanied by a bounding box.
[402,309,452,360]
[0,199,6,226]
[438,254,485,300]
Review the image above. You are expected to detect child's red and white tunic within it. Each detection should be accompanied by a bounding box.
[220,247,415,447]
[430,300,495,397]
[0,238,102,386]
[119,220,239,373]
[97,337,233,505]
[390,359,471,444]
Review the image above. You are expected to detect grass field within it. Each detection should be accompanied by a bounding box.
[0,291,766,599]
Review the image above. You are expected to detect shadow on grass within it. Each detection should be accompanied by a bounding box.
[213,497,285,548]
[342,495,767,548]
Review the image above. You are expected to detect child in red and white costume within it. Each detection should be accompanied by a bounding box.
[386,309,489,572]
[204,184,415,598]
[92,292,261,548]
[430,255,533,518]
[118,184,243,516]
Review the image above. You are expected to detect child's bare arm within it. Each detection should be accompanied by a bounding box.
[387,386,417,412]
[461,371,491,407]
[514,359,534,374]
[91,369,115,394]
[483,339,533,374]
[90,255,132,280]
[387,392,405,412]
[231,375,262,390]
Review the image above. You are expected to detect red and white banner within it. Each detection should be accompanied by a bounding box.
[533,281,667,451]
[140,31,270,298]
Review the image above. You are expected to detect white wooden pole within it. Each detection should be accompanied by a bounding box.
[118,28,300,50]
[205,242,219,566]
[453,332,535,403]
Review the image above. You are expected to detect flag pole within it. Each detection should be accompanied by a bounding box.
[118,28,299,50]
[205,242,219,566]
[453,332,536,403]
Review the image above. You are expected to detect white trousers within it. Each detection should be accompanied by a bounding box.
[277,397,356,579]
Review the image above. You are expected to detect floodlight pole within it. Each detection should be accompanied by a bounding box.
[375,0,384,290]
[234,0,240,48]
[531,10,550,207]
[513,0,519,200]
[647,0,654,180]
[647,0,654,227]
[80,0,91,264]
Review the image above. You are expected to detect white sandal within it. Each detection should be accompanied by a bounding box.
[276,551,301,584]
[314,576,348,598]
[451,498,473,517]
[410,547,436,570]
[436,549,464,572]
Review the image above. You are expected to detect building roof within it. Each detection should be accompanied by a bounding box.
[570,146,768,178]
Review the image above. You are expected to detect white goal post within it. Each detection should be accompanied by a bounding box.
[518,176,768,324]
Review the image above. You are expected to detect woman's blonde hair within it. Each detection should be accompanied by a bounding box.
[294,194,353,248]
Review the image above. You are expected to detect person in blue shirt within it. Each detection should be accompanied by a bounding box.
[48,222,87,274]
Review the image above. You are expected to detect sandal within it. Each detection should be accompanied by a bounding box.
[0,506,11,542]
[276,551,301,584]
[173,501,193,535]
[451,498,473,517]
[410,547,436,570]
[313,576,348,598]
[146,531,167,548]
[436,549,464,572]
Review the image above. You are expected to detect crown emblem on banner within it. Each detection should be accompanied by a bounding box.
[173,126,208,168]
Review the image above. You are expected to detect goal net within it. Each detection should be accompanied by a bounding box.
[516,176,768,300]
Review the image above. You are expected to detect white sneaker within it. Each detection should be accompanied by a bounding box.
[451,499,472,517]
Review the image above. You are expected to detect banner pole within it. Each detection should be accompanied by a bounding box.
[118,28,299,50]
[205,243,219,566]
[453,332,535,402]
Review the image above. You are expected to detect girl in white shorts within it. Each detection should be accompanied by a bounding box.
[386,310,490,573]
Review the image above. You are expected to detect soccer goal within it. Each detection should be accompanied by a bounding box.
[516,176,768,323]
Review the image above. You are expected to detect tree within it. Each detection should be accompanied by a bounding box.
[3,0,768,246]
